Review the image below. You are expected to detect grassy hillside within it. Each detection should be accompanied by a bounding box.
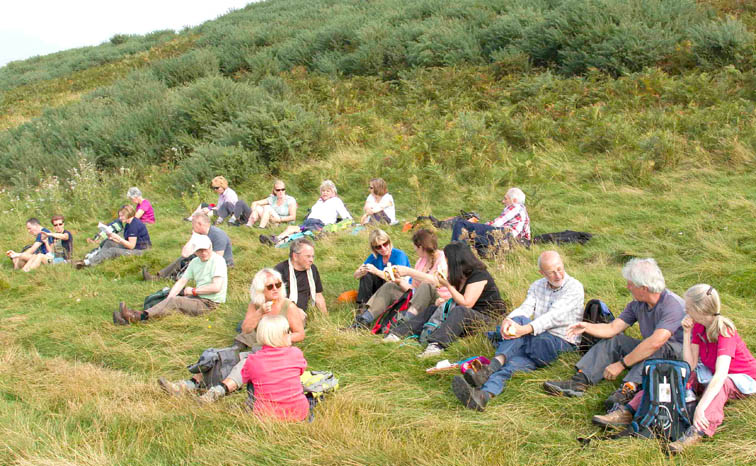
[1,0,756,464]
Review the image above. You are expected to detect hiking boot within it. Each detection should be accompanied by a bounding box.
[259,234,276,246]
[119,302,144,324]
[543,373,590,397]
[349,309,374,330]
[463,360,496,389]
[669,426,704,454]
[605,382,638,412]
[142,266,158,281]
[382,333,401,343]
[158,377,198,396]
[418,343,443,358]
[452,375,490,412]
[592,406,633,427]
[112,309,127,326]
[73,260,86,270]
[197,385,225,404]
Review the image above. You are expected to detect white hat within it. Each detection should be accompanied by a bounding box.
[188,234,212,254]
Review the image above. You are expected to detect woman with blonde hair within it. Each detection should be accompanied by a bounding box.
[158,268,306,403]
[603,284,756,453]
[186,176,239,224]
[240,180,298,228]
[361,177,396,225]
[241,314,310,421]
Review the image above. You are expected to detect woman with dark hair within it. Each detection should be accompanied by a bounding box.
[352,229,450,329]
[385,241,505,358]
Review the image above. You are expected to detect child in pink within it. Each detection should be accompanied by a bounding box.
[241,314,309,421]
[627,284,756,452]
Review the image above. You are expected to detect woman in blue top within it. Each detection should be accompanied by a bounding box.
[75,205,151,268]
[351,229,410,325]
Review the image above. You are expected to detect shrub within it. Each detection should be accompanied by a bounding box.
[151,49,220,87]
[688,18,755,69]
[172,143,261,192]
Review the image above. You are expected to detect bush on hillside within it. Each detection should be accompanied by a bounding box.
[151,49,220,87]
[688,18,755,69]
[172,143,261,192]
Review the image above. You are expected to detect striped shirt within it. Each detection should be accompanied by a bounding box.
[487,203,531,241]
[507,274,584,344]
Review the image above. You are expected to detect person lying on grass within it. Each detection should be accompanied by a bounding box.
[259,180,351,247]
[543,258,685,413]
[238,179,297,228]
[158,267,306,403]
[451,187,531,255]
[592,284,756,454]
[451,251,584,411]
[6,217,53,272]
[384,241,505,358]
[142,213,233,281]
[351,228,448,330]
[113,234,227,325]
[240,314,311,421]
[74,204,151,269]
[349,228,411,328]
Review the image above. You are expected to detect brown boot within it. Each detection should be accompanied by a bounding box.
[669,427,703,454]
[119,302,144,324]
[142,266,158,281]
[592,406,633,427]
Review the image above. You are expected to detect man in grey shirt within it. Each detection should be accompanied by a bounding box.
[143,213,233,281]
[543,258,685,421]
[452,251,584,411]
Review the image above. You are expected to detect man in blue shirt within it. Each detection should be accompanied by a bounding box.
[6,218,53,272]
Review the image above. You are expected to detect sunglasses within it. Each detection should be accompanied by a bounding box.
[265,281,283,291]
[53,222,64,226]
[274,188,286,192]
[211,186,222,191]
[373,241,391,251]
[368,186,374,190]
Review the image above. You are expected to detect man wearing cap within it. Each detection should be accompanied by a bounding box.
[113,234,228,324]
[142,213,233,281]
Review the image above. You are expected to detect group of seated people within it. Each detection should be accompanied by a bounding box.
[7,177,754,450]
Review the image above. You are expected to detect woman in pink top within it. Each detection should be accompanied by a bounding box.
[615,284,756,453]
[241,314,309,421]
[127,187,155,224]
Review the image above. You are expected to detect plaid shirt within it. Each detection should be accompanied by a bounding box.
[507,274,584,344]
[487,203,531,241]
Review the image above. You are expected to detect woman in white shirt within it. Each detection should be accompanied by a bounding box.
[361,178,396,225]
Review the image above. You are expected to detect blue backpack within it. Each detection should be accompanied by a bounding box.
[631,359,693,442]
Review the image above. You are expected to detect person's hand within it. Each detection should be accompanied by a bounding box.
[434,297,446,307]
[436,271,450,288]
[394,265,411,277]
[693,406,709,432]
[6,250,14,257]
[567,322,588,338]
[40,231,48,240]
[86,237,96,244]
[682,315,695,332]
[365,264,380,276]
[263,301,273,313]
[500,318,517,338]
[107,232,119,242]
[183,287,194,296]
[603,361,624,381]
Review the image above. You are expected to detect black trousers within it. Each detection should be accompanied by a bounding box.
[357,274,385,305]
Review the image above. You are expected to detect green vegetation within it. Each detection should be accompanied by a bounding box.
[1,0,756,464]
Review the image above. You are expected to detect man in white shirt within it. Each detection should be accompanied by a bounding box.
[452,251,584,411]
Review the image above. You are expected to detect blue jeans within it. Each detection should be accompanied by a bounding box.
[451,219,509,253]
[481,316,575,396]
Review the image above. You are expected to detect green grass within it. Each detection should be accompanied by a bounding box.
[1,0,756,464]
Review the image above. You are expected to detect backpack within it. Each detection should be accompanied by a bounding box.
[532,230,593,245]
[168,255,195,281]
[630,359,693,442]
[301,370,339,400]
[143,287,171,310]
[371,290,413,335]
[419,300,454,345]
[578,299,614,354]
[186,346,242,389]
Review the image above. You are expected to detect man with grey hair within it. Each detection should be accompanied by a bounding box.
[451,187,531,255]
[543,258,685,421]
[452,250,584,411]
[273,238,328,314]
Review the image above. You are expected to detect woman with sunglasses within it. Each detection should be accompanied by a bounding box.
[352,229,411,321]
[157,268,306,403]
[386,241,505,358]
[352,228,450,329]
[360,178,396,225]
[240,180,298,228]
[185,176,239,224]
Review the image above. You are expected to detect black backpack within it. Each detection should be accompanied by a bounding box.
[578,299,614,354]
[631,359,694,442]
[187,347,243,388]
[532,230,593,245]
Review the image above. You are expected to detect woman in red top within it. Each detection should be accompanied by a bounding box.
[618,284,756,453]
[241,314,309,421]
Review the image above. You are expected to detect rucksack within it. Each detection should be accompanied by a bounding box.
[532,230,593,245]
[578,299,614,355]
[419,300,454,345]
[301,370,339,400]
[186,346,242,389]
[631,359,693,442]
[143,287,171,310]
[371,290,413,335]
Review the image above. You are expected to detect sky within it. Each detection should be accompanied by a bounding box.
[0,0,255,68]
